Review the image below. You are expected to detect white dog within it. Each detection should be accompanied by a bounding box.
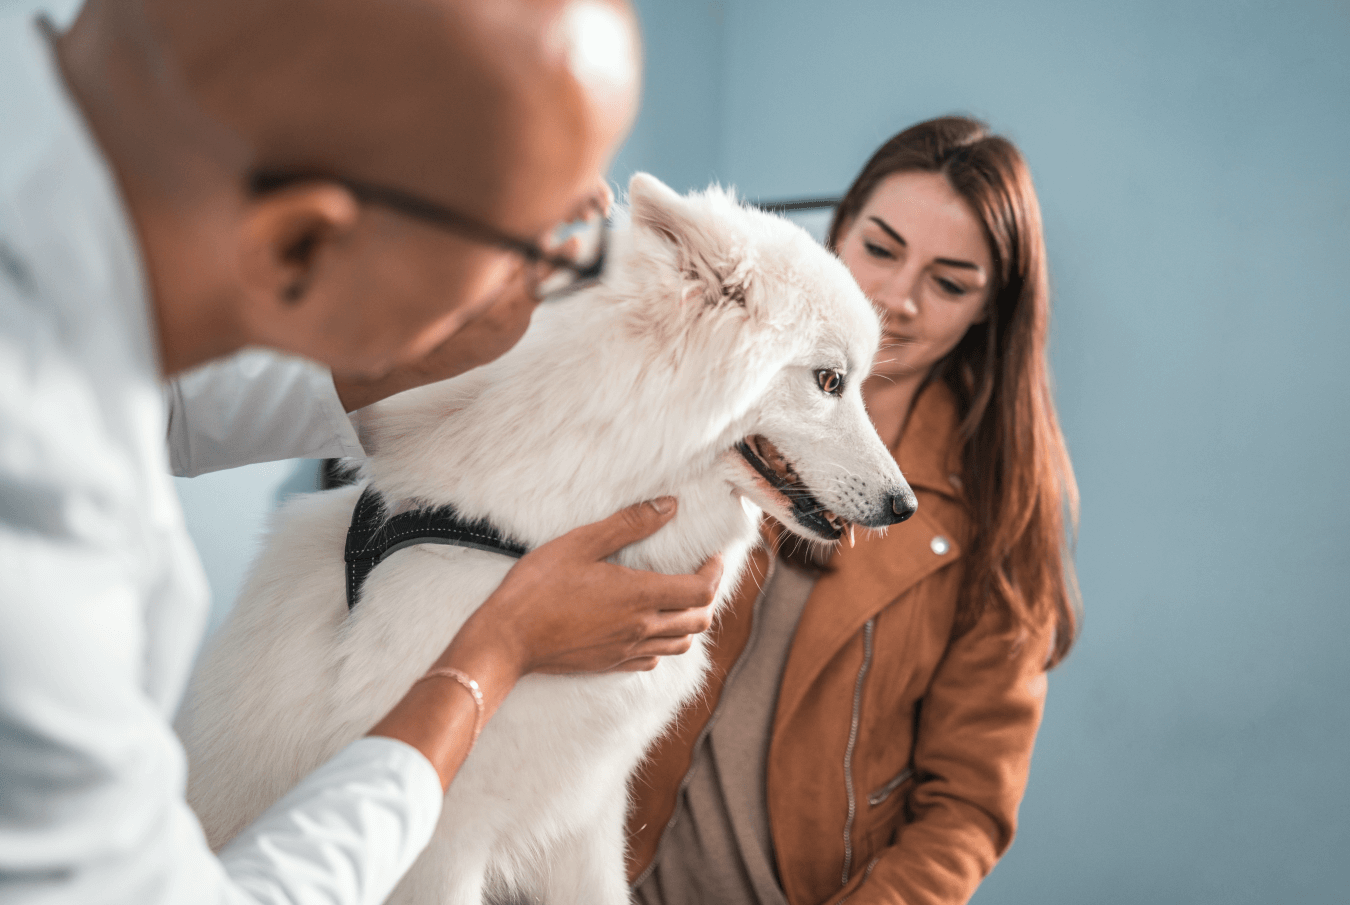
[177,173,916,905]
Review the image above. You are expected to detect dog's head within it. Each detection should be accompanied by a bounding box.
[359,173,917,549]
[614,173,918,545]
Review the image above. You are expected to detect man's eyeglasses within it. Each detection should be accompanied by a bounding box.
[249,170,608,298]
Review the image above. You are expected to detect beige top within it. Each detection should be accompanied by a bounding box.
[633,556,816,905]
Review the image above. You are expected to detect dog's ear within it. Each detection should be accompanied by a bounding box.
[628,173,692,248]
[628,172,754,312]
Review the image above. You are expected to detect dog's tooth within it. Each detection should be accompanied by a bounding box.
[848,523,856,548]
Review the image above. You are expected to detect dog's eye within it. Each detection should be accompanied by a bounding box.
[816,369,843,396]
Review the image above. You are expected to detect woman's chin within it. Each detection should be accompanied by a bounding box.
[865,360,926,385]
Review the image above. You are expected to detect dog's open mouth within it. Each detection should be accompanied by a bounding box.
[736,435,851,543]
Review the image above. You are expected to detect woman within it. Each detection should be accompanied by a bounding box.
[627,116,1080,905]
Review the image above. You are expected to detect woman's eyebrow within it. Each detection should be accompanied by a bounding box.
[869,215,981,272]
[868,215,906,247]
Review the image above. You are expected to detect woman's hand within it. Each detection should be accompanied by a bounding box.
[370,497,723,788]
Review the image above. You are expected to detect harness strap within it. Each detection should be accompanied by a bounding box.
[344,485,528,610]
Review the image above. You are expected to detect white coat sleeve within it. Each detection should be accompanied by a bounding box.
[0,307,441,903]
[166,349,366,477]
[0,495,444,905]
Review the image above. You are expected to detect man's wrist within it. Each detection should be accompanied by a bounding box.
[437,610,529,714]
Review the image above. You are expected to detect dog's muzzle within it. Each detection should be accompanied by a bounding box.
[736,437,848,540]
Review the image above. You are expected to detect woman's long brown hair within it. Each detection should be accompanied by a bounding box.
[828,116,1080,668]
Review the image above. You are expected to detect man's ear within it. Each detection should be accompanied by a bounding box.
[237,182,361,309]
[628,172,754,312]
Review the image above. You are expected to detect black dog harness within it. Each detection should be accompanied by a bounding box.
[344,485,528,610]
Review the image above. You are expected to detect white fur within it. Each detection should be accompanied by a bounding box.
[177,174,912,905]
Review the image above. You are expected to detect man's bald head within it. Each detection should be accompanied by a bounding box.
[56,0,642,378]
[146,0,639,226]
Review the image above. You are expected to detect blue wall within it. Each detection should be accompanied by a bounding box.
[613,1,1350,902]
[611,1,727,194]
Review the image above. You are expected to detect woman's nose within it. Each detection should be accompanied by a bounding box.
[872,273,920,319]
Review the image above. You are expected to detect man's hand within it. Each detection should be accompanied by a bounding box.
[369,497,723,789]
[449,497,723,679]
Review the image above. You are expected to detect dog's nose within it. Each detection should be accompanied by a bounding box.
[888,488,918,524]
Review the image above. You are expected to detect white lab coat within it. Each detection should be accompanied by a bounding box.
[0,14,442,904]
[166,349,366,478]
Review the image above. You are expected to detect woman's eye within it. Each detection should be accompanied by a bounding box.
[935,276,967,296]
[815,369,843,396]
[863,241,894,260]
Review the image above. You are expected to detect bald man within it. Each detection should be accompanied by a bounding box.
[0,1,721,902]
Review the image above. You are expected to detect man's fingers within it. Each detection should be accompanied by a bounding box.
[570,497,678,560]
[612,656,662,673]
[693,554,724,592]
[639,636,696,658]
[641,553,723,611]
[608,635,700,674]
[646,604,715,639]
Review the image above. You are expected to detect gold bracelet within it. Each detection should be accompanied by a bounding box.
[414,667,484,744]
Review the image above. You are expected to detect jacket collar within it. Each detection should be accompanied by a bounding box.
[894,379,966,503]
[775,382,967,726]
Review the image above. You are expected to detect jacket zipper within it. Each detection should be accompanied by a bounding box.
[834,856,880,905]
[840,617,875,886]
[867,766,914,807]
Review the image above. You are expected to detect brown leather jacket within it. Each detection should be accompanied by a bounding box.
[626,382,1053,905]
